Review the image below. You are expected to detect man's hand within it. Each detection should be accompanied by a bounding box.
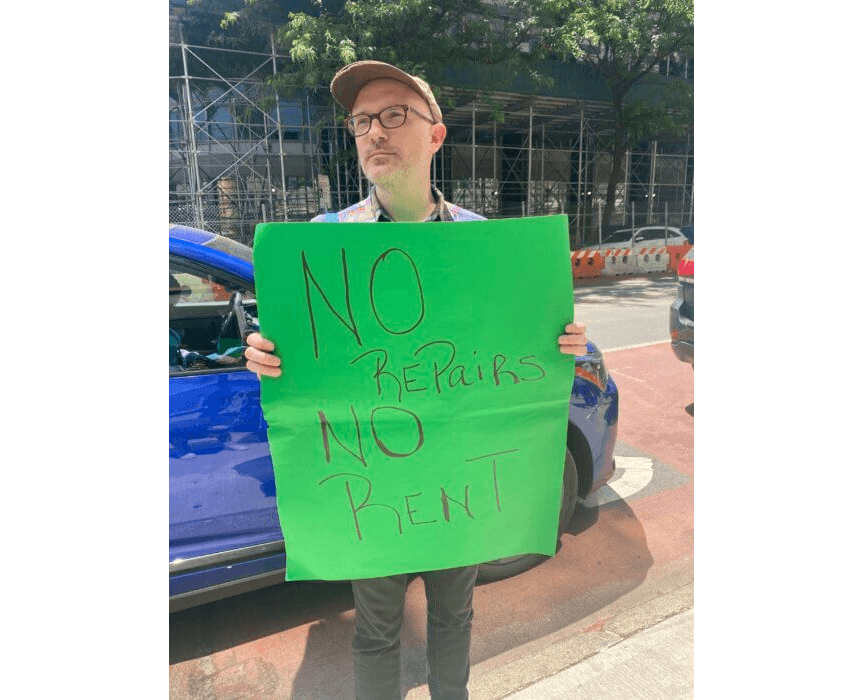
[246,324,587,376]
[244,332,282,378]
[558,322,588,356]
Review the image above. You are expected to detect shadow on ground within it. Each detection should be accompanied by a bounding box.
[170,498,653,699]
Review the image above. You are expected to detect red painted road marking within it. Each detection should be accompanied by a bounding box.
[605,342,694,477]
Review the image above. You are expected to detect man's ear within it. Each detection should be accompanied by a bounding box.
[430,122,447,153]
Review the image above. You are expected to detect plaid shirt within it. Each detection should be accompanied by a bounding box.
[311,186,486,223]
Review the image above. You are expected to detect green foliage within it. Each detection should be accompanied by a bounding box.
[528,0,693,224]
[193,0,692,225]
[622,73,693,142]
[213,1,691,142]
[534,0,693,141]
[220,1,546,105]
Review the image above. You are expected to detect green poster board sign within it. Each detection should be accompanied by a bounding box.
[253,215,574,581]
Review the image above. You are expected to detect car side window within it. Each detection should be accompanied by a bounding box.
[637,229,675,243]
[169,260,257,374]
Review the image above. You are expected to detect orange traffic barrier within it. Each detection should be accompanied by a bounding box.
[666,244,693,272]
[571,250,605,279]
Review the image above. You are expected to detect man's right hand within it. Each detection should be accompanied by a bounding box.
[244,332,282,378]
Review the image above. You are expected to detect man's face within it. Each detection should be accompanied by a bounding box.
[351,79,445,187]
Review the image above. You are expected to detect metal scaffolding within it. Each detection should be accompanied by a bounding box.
[169,40,694,248]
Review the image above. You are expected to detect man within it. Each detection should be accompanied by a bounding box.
[245,60,589,700]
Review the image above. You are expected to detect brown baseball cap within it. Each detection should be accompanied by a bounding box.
[330,60,442,122]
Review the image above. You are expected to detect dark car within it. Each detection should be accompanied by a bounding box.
[681,224,694,244]
[169,225,619,612]
[669,247,694,365]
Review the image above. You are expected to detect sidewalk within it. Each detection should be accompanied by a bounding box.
[446,566,695,700]
[504,609,693,699]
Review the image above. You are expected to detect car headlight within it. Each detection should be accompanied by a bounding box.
[574,347,609,391]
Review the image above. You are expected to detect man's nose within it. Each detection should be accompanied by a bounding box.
[366,116,389,140]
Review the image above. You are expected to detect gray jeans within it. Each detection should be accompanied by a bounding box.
[351,565,479,700]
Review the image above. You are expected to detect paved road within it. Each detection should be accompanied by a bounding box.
[574,273,679,351]
[169,275,694,699]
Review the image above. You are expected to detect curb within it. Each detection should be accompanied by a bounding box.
[572,270,676,287]
[504,608,694,699]
[402,562,694,699]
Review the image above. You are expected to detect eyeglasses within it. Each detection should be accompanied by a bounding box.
[344,105,437,137]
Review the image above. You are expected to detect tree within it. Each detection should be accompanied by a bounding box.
[216,1,549,197]
[532,0,694,229]
[187,0,692,227]
[219,1,545,107]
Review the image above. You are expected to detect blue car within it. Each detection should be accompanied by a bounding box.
[169,224,619,612]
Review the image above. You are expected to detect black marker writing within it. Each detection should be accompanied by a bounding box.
[466,448,520,512]
[318,448,519,541]
[352,342,548,401]
[301,246,426,360]
[318,472,403,540]
[302,248,362,359]
[319,404,425,464]
[370,406,425,458]
[405,493,437,526]
[369,248,426,335]
[318,405,366,467]
[440,485,474,522]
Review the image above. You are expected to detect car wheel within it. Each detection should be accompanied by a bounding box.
[476,448,579,583]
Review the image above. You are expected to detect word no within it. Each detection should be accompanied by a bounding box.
[302,246,424,358]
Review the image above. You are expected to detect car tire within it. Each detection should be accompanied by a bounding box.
[476,448,579,583]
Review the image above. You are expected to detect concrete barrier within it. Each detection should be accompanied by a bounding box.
[571,250,605,279]
[571,243,691,280]
[634,246,669,274]
[601,248,637,276]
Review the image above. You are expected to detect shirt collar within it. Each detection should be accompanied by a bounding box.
[369,185,452,222]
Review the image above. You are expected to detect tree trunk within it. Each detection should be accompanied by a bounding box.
[603,140,628,230]
[602,96,629,231]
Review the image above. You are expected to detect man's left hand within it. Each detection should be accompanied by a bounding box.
[558,322,588,356]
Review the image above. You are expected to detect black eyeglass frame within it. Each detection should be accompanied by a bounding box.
[344,104,437,137]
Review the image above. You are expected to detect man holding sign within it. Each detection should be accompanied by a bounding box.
[246,60,588,700]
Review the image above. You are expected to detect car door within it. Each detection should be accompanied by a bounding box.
[169,256,281,571]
